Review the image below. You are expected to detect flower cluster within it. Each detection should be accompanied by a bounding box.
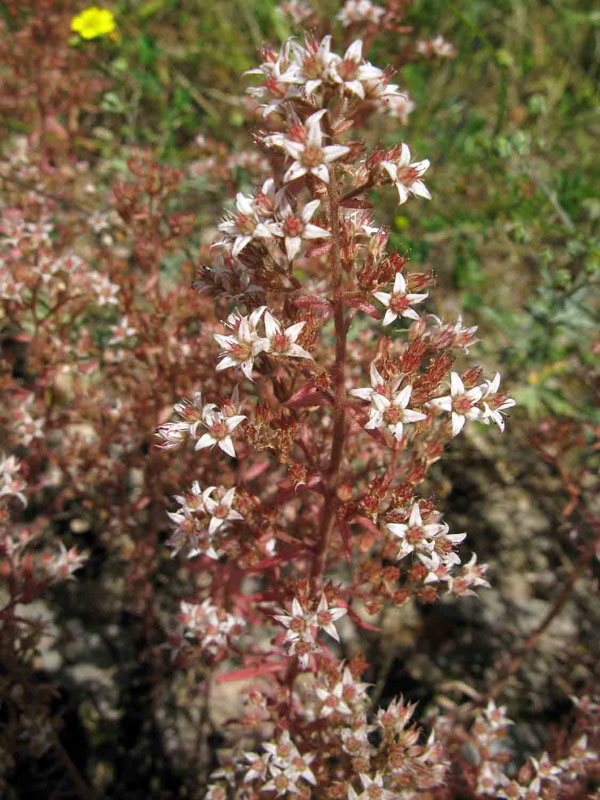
[215,306,312,382]
[247,36,412,120]
[166,482,244,560]
[157,389,246,458]
[159,32,525,800]
[172,599,246,661]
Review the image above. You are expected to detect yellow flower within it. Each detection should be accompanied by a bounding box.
[71,7,116,40]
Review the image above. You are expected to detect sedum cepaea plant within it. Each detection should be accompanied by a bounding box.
[156,31,595,800]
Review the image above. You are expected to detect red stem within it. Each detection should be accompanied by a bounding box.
[310,169,347,594]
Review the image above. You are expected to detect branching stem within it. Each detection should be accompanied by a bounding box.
[310,169,347,594]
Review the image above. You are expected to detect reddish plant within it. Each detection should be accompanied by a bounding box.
[157,32,597,800]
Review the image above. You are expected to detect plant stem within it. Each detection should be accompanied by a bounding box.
[489,524,600,699]
[311,169,347,593]
[54,739,99,800]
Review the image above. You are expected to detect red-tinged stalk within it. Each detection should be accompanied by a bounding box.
[311,169,347,594]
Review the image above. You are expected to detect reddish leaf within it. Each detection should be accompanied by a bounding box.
[347,608,381,632]
[339,521,353,561]
[344,293,380,318]
[285,384,329,408]
[292,291,332,312]
[306,240,333,258]
[240,459,271,481]
[351,515,380,536]
[217,661,286,683]
[347,405,387,446]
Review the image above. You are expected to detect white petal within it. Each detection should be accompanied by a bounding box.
[372,393,391,413]
[225,415,246,431]
[306,117,323,148]
[218,436,236,458]
[311,164,330,184]
[466,386,483,402]
[285,236,302,260]
[282,141,304,160]
[302,223,329,239]
[451,412,466,437]
[345,39,363,61]
[411,180,431,200]
[357,64,383,81]
[216,356,238,371]
[292,598,303,616]
[350,387,374,400]
[381,161,397,181]
[390,422,404,440]
[323,623,340,642]
[235,193,254,216]
[373,291,391,306]
[394,384,412,409]
[322,145,350,163]
[403,409,427,423]
[399,143,411,166]
[301,199,320,222]
[304,79,322,96]
[221,487,236,508]
[253,222,272,239]
[370,362,384,387]
[232,235,252,257]
[283,162,308,184]
[249,305,267,327]
[450,372,465,396]
[382,308,398,326]
[345,80,365,99]
[241,359,255,382]
[209,516,224,535]
[197,433,216,450]
[487,373,501,394]
[408,503,422,526]
[365,412,383,430]
[396,183,409,204]
[428,395,452,412]
[264,310,280,339]
[214,333,235,348]
[287,344,313,359]
[393,272,407,294]
[284,321,306,342]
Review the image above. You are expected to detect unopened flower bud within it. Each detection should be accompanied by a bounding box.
[337,483,353,501]
[408,318,427,341]
[462,366,483,389]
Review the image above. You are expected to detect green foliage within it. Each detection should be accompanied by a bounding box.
[91,0,599,416]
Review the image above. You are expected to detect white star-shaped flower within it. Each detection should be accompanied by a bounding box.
[314,595,347,642]
[381,143,431,204]
[202,486,244,534]
[214,306,268,381]
[365,383,427,441]
[262,311,312,360]
[196,413,246,459]
[478,372,516,433]
[217,192,273,257]
[281,110,350,185]
[373,271,428,326]
[269,199,330,260]
[315,681,352,717]
[328,40,383,99]
[428,372,483,437]
[387,502,447,561]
